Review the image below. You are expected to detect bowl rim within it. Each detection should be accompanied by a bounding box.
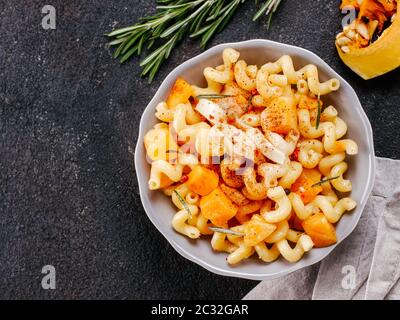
[134,39,376,281]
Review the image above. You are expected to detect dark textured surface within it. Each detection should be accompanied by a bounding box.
[0,0,399,299]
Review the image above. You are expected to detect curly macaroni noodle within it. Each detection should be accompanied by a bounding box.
[203,48,239,84]
[262,55,301,84]
[279,161,303,189]
[312,196,357,223]
[318,152,346,176]
[296,64,340,95]
[211,231,237,253]
[256,65,283,100]
[265,130,299,156]
[234,60,257,91]
[261,187,292,223]
[276,235,314,262]
[330,162,352,192]
[255,242,280,262]
[288,192,314,220]
[298,139,324,169]
[172,205,200,239]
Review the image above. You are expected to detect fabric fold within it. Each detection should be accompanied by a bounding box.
[244,157,400,300]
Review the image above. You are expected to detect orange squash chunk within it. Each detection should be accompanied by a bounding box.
[200,188,238,227]
[261,97,298,134]
[302,213,337,247]
[166,78,194,108]
[291,168,323,204]
[244,215,276,247]
[187,165,219,196]
[297,95,322,110]
[159,173,174,189]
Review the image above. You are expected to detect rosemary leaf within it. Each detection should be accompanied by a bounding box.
[108,37,130,46]
[266,7,274,29]
[190,4,212,33]
[196,94,233,99]
[137,34,148,55]
[140,40,170,67]
[148,56,165,83]
[253,0,273,21]
[107,25,143,37]
[120,46,139,63]
[207,0,225,21]
[121,29,147,54]
[208,227,244,236]
[316,93,322,129]
[173,190,192,216]
[312,176,340,187]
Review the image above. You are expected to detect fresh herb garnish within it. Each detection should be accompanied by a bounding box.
[208,226,244,236]
[107,0,284,82]
[196,94,233,99]
[312,176,340,187]
[253,0,283,29]
[173,190,192,216]
[316,93,322,129]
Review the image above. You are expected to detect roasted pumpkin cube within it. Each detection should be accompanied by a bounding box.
[159,173,174,189]
[302,213,337,247]
[187,165,219,196]
[291,168,323,204]
[244,214,276,246]
[200,188,238,227]
[166,78,194,108]
[261,97,298,134]
[297,95,322,110]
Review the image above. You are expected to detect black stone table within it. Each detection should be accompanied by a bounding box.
[1,0,399,299]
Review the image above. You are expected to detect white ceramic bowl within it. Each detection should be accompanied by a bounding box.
[135,40,375,280]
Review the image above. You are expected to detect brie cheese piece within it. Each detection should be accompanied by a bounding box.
[195,99,226,124]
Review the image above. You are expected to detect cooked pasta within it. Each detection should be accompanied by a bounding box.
[144,48,358,265]
[234,60,256,91]
[276,235,314,262]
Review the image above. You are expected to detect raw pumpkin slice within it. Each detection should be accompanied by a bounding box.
[336,0,400,79]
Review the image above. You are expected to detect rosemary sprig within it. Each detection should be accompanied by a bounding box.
[173,190,192,216]
[312,176,340,187]
[106,0,284,82]
[316,93,322,129]
[196,94,233,99]
[208,226,244,236]
[253,0,283,28]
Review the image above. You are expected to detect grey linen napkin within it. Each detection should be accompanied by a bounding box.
[244,157,400,300]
